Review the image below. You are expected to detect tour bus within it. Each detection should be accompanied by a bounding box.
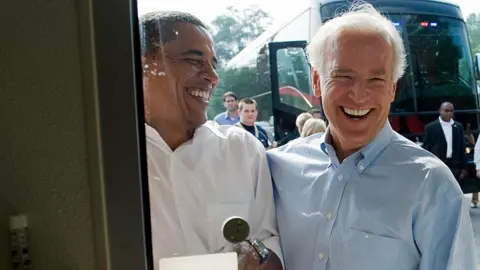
[224,0,480,192]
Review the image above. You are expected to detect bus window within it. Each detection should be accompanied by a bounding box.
[405,14,476,111]
[275,47,316,112]
[387,14,415,113]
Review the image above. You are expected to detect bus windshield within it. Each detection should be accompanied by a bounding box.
[404,14,475,111]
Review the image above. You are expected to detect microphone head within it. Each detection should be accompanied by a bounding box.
[222,216,250,244]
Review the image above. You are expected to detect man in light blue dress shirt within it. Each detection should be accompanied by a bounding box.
[267,3,477,270]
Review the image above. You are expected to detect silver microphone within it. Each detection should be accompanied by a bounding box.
[222,216,250,244]
[221,216,270,264]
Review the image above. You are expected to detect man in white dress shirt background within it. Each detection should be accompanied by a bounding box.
[139,10,283,270]
[423,102,467,181]
[267,3,477,269]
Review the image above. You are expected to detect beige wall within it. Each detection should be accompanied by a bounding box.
[0,0,97,269]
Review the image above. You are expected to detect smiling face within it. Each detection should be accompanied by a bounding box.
[142,22,219,131]
[312,30,396,153]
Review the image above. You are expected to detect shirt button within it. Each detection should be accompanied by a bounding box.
[338,174,343,181]
[319,253,324,259]
[327,212,332,219]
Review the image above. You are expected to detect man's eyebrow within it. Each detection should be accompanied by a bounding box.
[181,49,204,57]
[331,67,354,74]
[181,49,218,65]
[370,69,387,76]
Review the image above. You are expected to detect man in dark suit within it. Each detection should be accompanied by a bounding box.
[423,102,467,180]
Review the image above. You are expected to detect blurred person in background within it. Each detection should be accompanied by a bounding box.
[423,102,467,181]
[272,112,312,148]
[465,122,475,146]
[300,118,326,137]
[236,98,270,148]
[296,112,314,135]
[214,91,240,125]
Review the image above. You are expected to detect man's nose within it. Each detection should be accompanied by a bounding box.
[200,63,219,84]
[348,81,371,103]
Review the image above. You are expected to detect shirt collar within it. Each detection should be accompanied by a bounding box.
[320,121,394,171]
[358,121,394,170]
[439,116,454,126]
[145,121,227,151]
[224,112,239,120]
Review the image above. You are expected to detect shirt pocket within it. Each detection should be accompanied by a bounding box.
[340,228,416,270]
[207,203,249,252]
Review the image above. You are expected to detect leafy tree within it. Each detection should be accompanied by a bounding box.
[466,13,480,55]
[209,5,273,65]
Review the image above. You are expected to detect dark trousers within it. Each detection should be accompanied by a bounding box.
[445,158,461,180]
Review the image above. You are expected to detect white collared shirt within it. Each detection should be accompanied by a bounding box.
[439,116,454,158]
[146,121,281,269]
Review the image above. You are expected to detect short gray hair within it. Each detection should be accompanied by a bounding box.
[306,2,406,82]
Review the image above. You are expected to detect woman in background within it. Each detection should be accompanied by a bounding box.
[300,118,326,137]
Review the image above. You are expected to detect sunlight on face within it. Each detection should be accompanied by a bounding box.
[319,31,396,151]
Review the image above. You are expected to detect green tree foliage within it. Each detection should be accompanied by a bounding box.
[210,5,273,65]
[466,13,480,55]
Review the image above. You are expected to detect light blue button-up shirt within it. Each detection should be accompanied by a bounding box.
[213,111,240,125]
[267,121,477,270]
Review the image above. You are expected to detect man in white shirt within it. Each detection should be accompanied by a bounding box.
[139,11,283,270]
[423,102,467,180]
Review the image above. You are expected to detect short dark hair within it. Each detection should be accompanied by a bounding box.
[238,98,257,111]
[139,11,208,57]
[223,91,238,101]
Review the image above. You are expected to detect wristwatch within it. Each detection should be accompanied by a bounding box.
[247,238,270,264]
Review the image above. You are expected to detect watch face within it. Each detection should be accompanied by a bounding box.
[222,216,250,244]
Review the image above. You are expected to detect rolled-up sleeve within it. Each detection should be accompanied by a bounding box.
[248,136,284,265]
[414,168,477,270]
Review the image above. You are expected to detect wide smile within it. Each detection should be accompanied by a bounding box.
[341,106,374,120]
[186,88,211,104]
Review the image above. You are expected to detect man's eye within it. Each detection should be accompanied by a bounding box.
[370,78,385,82]
[335,75,351,80]
[184,58,202,65]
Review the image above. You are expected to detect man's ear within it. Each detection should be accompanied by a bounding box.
[312,68,321,98]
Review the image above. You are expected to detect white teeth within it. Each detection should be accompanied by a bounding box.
[187,88,209,101]
[343,107,371,117]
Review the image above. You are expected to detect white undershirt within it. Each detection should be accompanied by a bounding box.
[439,116,454,158]
[145,121,282,269]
